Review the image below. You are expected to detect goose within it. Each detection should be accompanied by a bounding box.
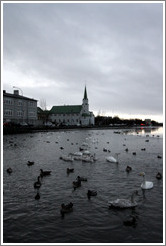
[106,153,120,163]
[108,190,138,209]
[34,176,41,189]
[27,161,34,166]
[126,166,132,172]
[73,177,81,189]
[156,172,162,180]
[139,172,153,189]
[87,190,97,199]
[6,167,13,174]
[60,202,73,216]
[40,169,51,176]
[67,168,74,174]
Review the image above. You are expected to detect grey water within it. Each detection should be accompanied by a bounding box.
[3,127,163,244]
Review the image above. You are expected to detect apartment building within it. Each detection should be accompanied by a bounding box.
[3,90,37,125]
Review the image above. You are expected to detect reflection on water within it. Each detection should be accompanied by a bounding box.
[3,127,163,243]
[124,126,163,136]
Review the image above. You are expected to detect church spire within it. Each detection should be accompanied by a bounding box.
[83,86,88,100]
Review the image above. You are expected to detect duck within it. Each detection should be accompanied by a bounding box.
[34,176,41,189]
[60,202,73,216]
[156,172,162,180]
[35,192,40,200]
[132,152,136,155]
[77,176,87,181]
[6,167,13,174]
[141,148,146,151]
[67,168,74,174]
[27,161,34,166]
[126,166,132,172]
[157,155,162,159]
[139,172,153,189]
[87,190,97,199]
[108,190,138,209]
[40,169,51,177]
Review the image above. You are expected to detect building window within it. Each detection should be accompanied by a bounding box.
[17,111,23,117]
[29,101,35,107]
[18,100,22,106]
[4,109,13,116]
[29,111,36,117]
[4,99,13,105]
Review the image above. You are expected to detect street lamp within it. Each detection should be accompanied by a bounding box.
[13,86,24,123]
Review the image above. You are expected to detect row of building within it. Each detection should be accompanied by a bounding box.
[3,87,95,127]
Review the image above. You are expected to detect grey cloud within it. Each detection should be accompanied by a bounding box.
[3,2,163,121]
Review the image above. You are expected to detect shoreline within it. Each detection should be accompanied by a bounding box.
[3,125,162,135]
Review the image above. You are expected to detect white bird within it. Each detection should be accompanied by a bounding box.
[108,190,138,209]
[106,153,120,163]
[73,152,83,156]
[82,155,94,163]
[139,172,153,190]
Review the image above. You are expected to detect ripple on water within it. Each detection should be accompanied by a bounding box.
[3,128,163,243]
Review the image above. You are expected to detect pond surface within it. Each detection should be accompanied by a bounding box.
[3,127,163,243]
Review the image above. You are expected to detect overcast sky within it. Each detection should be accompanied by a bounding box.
[2,1,164,122]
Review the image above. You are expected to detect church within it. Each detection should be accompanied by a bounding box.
[48,86,95,126]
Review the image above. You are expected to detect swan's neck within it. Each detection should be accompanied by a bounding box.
[142,175,146,184]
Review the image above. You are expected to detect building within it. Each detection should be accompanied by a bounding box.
[3,90,37,125]
[48,86,95,126]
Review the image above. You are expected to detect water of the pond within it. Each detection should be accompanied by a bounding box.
[3,127,163,243]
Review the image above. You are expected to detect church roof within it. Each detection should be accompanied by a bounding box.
[50,105,82,114]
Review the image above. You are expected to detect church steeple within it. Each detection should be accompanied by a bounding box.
[82,86,89,113]
[83,86,88,100]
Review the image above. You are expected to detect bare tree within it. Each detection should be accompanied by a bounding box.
[39,98,47,111]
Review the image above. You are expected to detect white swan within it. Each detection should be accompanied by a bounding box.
[108,191,138,209]
[82,155,94,163]
[60,155,73,162]
[106,153,120,163]
[139,172,153,189]
[73,152,82,156]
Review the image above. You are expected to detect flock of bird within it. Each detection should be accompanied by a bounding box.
[5,131,162,223]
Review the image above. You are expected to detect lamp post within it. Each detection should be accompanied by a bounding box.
[13,86,24,123]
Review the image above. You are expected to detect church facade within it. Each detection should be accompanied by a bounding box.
[48,87,95,126]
